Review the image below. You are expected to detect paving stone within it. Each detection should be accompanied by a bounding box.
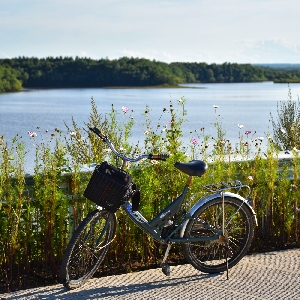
[1,249,300,300]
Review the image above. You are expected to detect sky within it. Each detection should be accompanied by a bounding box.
[1,0,300,64]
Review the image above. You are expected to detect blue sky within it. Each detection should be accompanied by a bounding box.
[1,0,300,63]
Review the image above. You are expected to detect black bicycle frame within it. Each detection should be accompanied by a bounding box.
[121,185,221,244]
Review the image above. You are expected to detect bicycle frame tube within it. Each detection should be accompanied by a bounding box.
[122,186,221,244]
[122,186,189,240]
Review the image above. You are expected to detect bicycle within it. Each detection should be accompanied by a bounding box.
[60,126,257,289]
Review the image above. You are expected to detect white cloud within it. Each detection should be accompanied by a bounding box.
[236,39,300,63]
[1,0,300,63]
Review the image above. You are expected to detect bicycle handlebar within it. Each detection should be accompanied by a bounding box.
[89,127,170,162]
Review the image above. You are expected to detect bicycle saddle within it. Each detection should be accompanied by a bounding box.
[174,160,207,177]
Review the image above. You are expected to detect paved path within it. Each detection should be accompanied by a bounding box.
[1,249,300,300]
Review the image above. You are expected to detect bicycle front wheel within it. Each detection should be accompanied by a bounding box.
[182,196,254,273]
[60,209,116,289]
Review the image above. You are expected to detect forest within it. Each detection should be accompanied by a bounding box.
[0,56,299,92]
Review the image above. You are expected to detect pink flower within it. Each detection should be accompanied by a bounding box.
[247,176,253,181]
[28,131,37,137]
[168,121,174,125]
[122,106,129,113]
[191,138,198,145]
[245,130,251,135]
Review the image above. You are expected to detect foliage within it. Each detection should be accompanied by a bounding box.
[259,64,300,83]
[0,66,22,92]
[1,92,300,292]
[270,86,300,150]
[0,57,268,89]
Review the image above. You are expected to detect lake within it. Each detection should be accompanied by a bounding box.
[1,81,300,172]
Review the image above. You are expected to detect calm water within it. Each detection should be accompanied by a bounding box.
[1,82,300,172]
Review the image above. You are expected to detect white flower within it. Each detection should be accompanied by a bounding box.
[293,147,298,151]
[247,176,253,181]
[68,131,76,136]
[151,160,159,165]
[280,128,286,134]
[257,137,264,141]
[105,148,112,153]
[213,105,219,108]
[144,131,149,135]
[184,152,190,157]
[238,124,244,129]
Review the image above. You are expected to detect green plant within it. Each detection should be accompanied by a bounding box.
[271,86,300,150]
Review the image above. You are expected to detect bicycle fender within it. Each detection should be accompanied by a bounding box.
[179,192,257,238]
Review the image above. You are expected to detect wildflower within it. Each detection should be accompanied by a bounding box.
[247,176,253,181]
[178,97,183,103]
[168,121,174,125]
[144,131,149,135]
[205,143,210,148]
[119,147,125,151]
[257,137,264,141]
[151,160,158,165]
[245,130,251,135]
[28,131,37,137]
[105,148,112,153]
[68,131,76,136]
[191,138,198,145]
[213,105,219,108]
[280,128,286,134]
[184,152,190,157]
[238,124,244,129]
[244,142,248,146]
[122,106,129,113]
[291,184,297,191]
[293,147,298,151]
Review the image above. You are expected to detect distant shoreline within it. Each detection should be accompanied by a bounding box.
[21,84,206,91]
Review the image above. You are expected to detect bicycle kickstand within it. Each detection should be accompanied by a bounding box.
[161,243,172,276]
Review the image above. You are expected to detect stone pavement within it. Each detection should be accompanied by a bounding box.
[1,249,300,300]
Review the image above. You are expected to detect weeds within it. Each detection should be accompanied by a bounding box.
[0,92,300,292]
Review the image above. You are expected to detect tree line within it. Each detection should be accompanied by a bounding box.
[0,56,300,92]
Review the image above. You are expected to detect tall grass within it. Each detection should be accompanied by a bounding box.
[0,95,300,292]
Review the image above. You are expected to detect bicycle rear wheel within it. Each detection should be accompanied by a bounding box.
[60,209,116,289]
[182,196,254,273]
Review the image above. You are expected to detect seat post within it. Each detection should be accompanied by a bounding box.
[185,176,193,187]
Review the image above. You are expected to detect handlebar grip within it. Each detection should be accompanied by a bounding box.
[148,154,170,161]
[89,127,106,139]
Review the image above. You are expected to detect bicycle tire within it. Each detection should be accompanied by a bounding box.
[60,209,116,289]
[182,196,254,273]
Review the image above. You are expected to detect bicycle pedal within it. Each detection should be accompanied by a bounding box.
[161,263,170,276]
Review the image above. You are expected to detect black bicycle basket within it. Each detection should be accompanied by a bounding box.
[83,161,133,212]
